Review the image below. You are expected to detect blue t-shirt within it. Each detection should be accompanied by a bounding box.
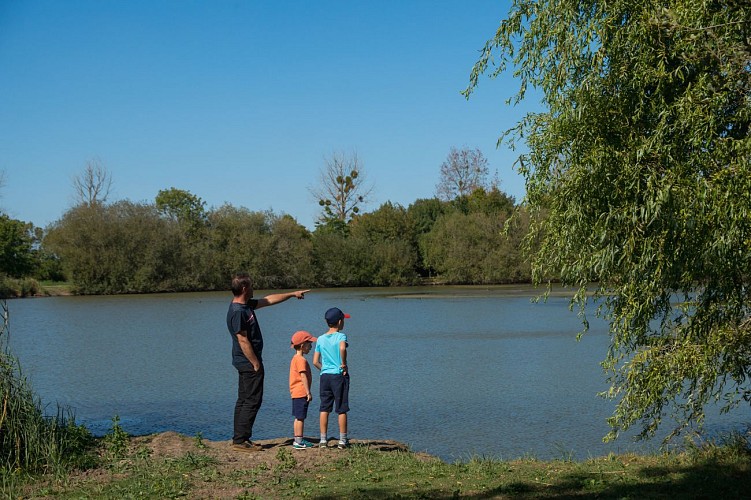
[226,299,262,370]
[315,331,347,375]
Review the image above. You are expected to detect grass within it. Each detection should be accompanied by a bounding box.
[37,281,73,296]
[6,432,750,499]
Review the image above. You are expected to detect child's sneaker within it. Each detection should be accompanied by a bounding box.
[318,440,328,448]
[337,440,349,449]
[293,440,315,449]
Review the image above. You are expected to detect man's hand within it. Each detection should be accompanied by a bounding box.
[294,290,310,299]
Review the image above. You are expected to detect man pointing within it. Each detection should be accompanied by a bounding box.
[226,272,310,452]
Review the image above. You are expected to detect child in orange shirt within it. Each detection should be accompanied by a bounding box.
[289,330,316,449]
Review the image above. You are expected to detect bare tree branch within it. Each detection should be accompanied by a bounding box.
[310,151,374,224]
[436,147,490,201]
[73,157,112,206]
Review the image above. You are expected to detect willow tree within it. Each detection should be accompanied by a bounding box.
[465,1,751,441]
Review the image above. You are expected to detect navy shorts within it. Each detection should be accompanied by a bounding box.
[292,397,309,420]
[319,373,350,414]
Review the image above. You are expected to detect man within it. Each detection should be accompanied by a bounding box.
[226,272,310,452]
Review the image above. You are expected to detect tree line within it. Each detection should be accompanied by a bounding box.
[47,187,528,294]
[0,191,531,296]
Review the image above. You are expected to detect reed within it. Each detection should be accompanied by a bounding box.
[0,342,95,475]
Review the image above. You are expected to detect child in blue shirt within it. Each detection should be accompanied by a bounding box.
[313,307,350,449]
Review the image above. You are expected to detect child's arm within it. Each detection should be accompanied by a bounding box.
[300,371,312,402]
[313,351,322,371]
[339,340,347,375]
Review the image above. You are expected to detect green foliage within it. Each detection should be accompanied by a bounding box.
[44,202,178,294]
[311,230,378,286]
[407,197,446,235]
[273,447,297,472]
[0,214,36,278]
[350,202,413,244]
[155,187,208,234]
[0,214,62,293]
[348,202,420,285]
[453,187,515,216]
[262,214,315,288]
[311,203,420,287]
[33,250,65,282]
[102,415,130,461]
[0,277,40,298]
[466,0,751,440]
[208,206,312,289]
[421,210,529,284]
[193,432,206,450]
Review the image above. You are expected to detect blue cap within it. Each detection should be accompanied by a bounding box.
[325,307,350,325]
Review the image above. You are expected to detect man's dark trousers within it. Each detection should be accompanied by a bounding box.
[233,365,264,444]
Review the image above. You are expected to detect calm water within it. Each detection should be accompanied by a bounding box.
[5,287,748,461]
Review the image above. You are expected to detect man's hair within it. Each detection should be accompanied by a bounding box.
[231,273,252,297]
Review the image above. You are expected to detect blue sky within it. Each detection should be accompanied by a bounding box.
[0,0,534,230]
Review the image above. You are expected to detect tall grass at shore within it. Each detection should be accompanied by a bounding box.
[0,351,95,474]
[0,327,95,481]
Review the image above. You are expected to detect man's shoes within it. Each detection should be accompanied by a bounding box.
[232,441,263,452]
[293,440,316,449]
[337,440,349,449]
[318,440,329,448]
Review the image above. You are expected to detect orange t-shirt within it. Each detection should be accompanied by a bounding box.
[289,355,312,398]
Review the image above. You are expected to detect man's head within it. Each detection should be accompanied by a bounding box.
[231,273,253,298]
[325,307,351,327]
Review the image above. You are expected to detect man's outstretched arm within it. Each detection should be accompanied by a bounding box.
[255,289,310,309]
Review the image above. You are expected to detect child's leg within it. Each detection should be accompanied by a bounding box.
[294,418,304,443]
[335,375,350,446]
[337,412,348,447]
[292,398,311,445]
[319,374,335,445]
[319,411,329,442]
[338,412,347,435]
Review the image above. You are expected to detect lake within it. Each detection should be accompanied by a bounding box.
[5,286,748,461]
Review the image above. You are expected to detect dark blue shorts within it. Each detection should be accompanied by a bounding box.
[319,373,350,414]
[292,397,309,421]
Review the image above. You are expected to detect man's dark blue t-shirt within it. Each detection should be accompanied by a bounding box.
[226,299,263,370]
